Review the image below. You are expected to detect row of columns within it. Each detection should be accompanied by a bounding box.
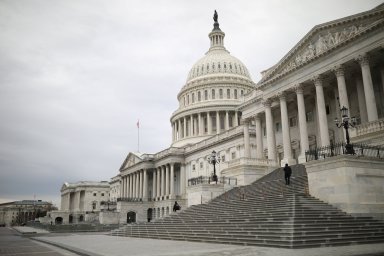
[172,111,240,141]
[246,53,378,165]
[120,164,186,201]
[121,169,148,200]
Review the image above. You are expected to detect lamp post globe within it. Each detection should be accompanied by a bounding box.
[334,106,356,154]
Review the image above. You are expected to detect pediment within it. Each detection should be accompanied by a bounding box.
[119,152,143,171]
[258,5,384,87]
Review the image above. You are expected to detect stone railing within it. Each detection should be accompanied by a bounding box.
[350,118,384,138]
[154,147,185,159]
[227,157,278,168]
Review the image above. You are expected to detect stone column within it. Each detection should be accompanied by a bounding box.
[334,65,350,111]
[279,92,295,166]
[243,120,250,158]
[235,111,239,126]
[198,113,203,135]
[120,178,124,199]
[295,85,309,163]
[190,115,193,137]
[180,164,186,196]
[171,123,174,142]
[207,112,212,134]
[357,54,378,122]
[313,75,330,147]
[225,111,229,130]
[255,115,263,159]
[170,163,175,199]
[178,119,182,139]
[130,174,134,198]
[152,170,157,199]
[136,172,140,198]
[156,167,161,200]
[165,164,170,198]
[183,117,187,138]
[356,77,368,124]
[143,169,148,201]
[264,100,276,161]
[139,170,143,199]
[161,166,165,197]
[216,111,220,134]
[131,173,135,198]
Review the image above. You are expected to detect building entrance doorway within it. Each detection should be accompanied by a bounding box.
[55,217,63,224]
[147,208,153,222]
[127,211,136,223]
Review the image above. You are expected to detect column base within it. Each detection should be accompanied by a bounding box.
[280,158,297,167]
[298,155,307,164]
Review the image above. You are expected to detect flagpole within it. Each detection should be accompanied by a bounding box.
[137,119,140,152]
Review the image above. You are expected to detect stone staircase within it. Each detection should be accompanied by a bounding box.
[110,164,384,248]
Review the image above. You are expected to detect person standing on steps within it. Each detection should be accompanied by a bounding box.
[284,163,292,185]
[173,201,181,212]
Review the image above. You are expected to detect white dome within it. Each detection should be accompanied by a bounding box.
[186,49,251,82]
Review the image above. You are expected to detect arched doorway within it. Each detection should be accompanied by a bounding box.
[69,214,73,223]
[147,208,153,222]
[127,211,136,223]
[79,215,84,222]
[55,217,63,224]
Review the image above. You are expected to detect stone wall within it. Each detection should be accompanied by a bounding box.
[305,155,384,219]
[99,211,120,224]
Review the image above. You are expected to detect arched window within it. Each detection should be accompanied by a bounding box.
[192,93,195,103]
[227,89,230,99]
[198,91,201,101]
[211,89,215,99]
[204,90,208,100]
[219,89,223,99]
[234,89,238,99]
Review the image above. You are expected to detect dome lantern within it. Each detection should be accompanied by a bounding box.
[208,10,226,51]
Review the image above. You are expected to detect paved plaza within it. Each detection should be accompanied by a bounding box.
[6,226,384,256]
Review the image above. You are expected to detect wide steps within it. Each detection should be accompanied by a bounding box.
[110,164,384,248]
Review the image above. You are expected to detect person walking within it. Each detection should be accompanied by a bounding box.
[283,163,292,185]
[173,201,180,212]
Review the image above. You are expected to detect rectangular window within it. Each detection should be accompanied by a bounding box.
[241,90,244,96]
[204,90,208,100]
[234,89,238,99]
[192,93,195,103]
[219,89,223,99]
[306,111,314,122]
[93,193,96,196]
[187,95,190,105]
[200,162,203,169]
[101,193,104,196]
[192,164,196,171]
[221,155,225,162]
[198,91,201,101]
[289,116,297,127]
[231,152,236,159]
[227,89,230,99]
[212,89,215,99]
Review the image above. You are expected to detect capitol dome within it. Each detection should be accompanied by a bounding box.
[186,49,252,82]
[170,11,254,148]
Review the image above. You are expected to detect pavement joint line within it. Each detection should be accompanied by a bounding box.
[30,237,103,256]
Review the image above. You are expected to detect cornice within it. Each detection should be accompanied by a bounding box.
[257,8,384,89]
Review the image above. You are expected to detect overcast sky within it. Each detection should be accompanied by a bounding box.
[0,0,381,207]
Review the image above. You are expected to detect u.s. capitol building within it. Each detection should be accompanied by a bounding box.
[54,5,384,225]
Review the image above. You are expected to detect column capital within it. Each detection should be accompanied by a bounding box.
[355,53,369,66]
[262,98,272,107]
[293,84,304,94]
[277,91,287,101]
[312,75,323,86]
[332,64,345,77]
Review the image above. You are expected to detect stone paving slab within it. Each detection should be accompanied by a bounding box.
[34,234,384,256]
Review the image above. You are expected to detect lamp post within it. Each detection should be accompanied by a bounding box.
[208,150,220,183]
[334,106,356,155]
